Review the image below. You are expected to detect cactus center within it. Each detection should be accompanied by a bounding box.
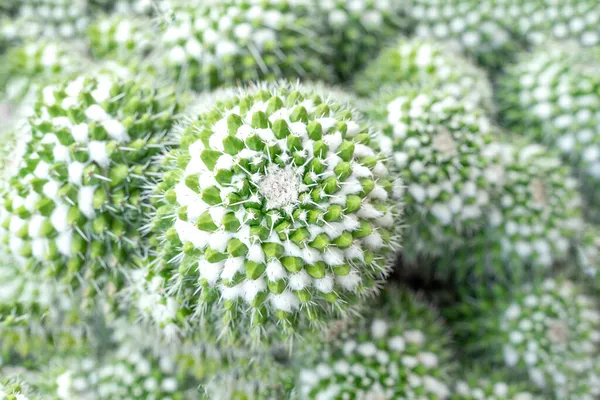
[529,178,547,205]
[547,320,569,345]
[258,165,301,211]
[432,127,456,156]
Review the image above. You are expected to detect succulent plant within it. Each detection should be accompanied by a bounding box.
[296,286,454,399]
[490,0,600,48]
[0,376,45,400]
[156,0,332,91]
[449,278,600,399]
[0,41,86,104]
[355,38,494,112]
[452,371,540,400]
[0,70,184,300]
[481,142,584,270]
[144,81,401,339]
[9,0,89,41]
[497,44,600,210]
[313,0,406,81]
[86,15,156,63]
[575,225,600,291]
[402,0,522,69]
[366,87,495,263]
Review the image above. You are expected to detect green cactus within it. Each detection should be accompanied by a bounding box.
[451,370,541,400]
[448,277,600,399]
[155,0,332,91]
[142,82,401,340]
[0,376,47,400]
[86,15,156,63]
[355,38,494,112]
[366,87,495,265]
[402,0,522,70]
[0,40,86,104]
[296,286,454,399]
[0,69,185,302]
[313,0,407,81]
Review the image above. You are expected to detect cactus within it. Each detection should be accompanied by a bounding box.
[355,38,494,112]
[296,286,454,399]
[366,87,495,264]
[401,0,522,69]
[8,0,89,41]
[576,225,600,291]
[497,44,600,215]
[313,0,407,81]
[86,15,156,63]
[0,376,45,400]
[0,41,86,104]
[144,81,401,339]
[449,278,600,399]
[451,371,540,400]
[156,0,332,91]
[0,69,184,301]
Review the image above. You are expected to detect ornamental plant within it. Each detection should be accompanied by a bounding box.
[0,69,184,301]
[449,278,600,398]
[355,38,494,112]
[452,371,540,400]
[313,0,406,81]
[497,44,600,214]
[366,87,495,263]
[156,0,332,91]
[296,286,454,399]
[145,82,401,339]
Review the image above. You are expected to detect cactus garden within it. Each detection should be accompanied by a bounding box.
[0,1,599,399]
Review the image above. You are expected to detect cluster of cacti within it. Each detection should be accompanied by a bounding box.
[1,0,599,399]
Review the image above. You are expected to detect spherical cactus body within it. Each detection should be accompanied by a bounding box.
[146,82,401,339]
[157,0,332,91]
[0,70,184,300]
[355,38,494,112]
[297,286,454,399]
[367,87,495,265]
[449,278,600,399]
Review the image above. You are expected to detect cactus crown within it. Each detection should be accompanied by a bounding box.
[147,82,401,338]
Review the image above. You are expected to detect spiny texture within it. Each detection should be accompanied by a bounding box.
[0,377,44,400]
[0,71,183,297]
[147,82,401,338]
[355,38,494,112]
[576,225,600,291]
[314,0,406,81]
[297,287,453,399]
[452,372,540,400]
[477,142,584,270]
[0,41,85,104]
[367,88,494,261]
[55,345,189,399]
[491,0,600,47]
[450,278,600,399]
[158,0,331,92]
[497,44,600,196]
[8,0,89,40]
[86,15,156,62]
[402,0,521,69]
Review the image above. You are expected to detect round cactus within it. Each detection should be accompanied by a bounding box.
[86,15,156,63]
[297,286,454,399]
[0,70,184,298]
[450,278,600,399]
[9,0,89,41]
[366,87,494,262]
[452,371,540,400]
[156,0,332,91]
[314,0,406,80]
[402,0,522,69]
[489,0,600,48]
[54,346,189,399]
[479,142,583,270]
[355,38,494,112]
[497,44,600,206]
[0,376,44,400]
[0,41,86,104]
[575,225,600,291]
[145,82,401,339]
